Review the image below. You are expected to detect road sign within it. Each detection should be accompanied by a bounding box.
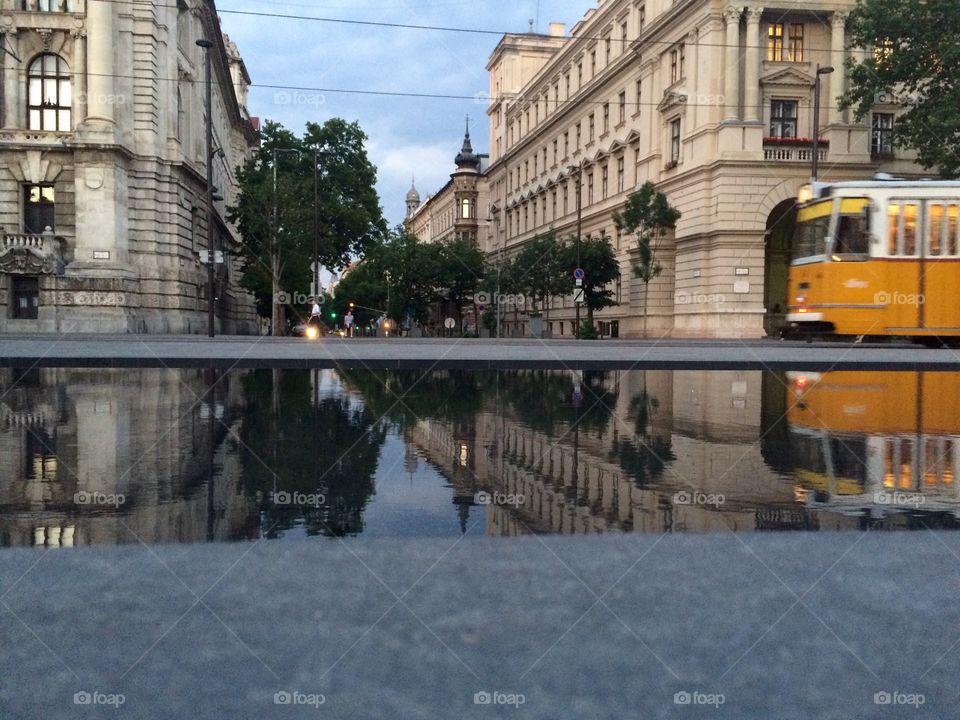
[574,288,585,304]
[573,268,585,280]
[575,277,582,287]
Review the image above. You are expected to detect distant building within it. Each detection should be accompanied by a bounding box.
[482,2,931,338]
[0,0,258,333]
[405,122,493,253]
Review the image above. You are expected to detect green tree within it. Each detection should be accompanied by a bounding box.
[436,236,486,329]
[613,182,681,336]
[512,233,570,323]
[229,120,387,335]
[560,236,620,327]
[839,0,960,177]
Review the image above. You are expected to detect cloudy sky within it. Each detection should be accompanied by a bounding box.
[218,0,592,228]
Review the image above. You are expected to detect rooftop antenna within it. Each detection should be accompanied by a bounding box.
[528,18,534,33]
[535,0,541,31]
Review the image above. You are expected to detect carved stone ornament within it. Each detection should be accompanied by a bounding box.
[0,248,56,275]
[58,291,126,306]
[36,28,53,51]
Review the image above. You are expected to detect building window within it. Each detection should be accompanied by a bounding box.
[603,103,610,133]
[639,3,646,31]
[589,113,595,142]
[590,50,596,77]
[621,21,628,50]
[770,100,798,138]
[563,131,569,158]
[553,139,558,166]
[28,54,71,132]
[565,73,571,98]
[23,184,55,233]
[576,123,582,149]
[872,113,894,156]
[22,0,74,11]
[618,91,626,124]
[587,173,594,204]
[671,49,679,84]
[670,118,681,165]
[787,24,804,62]
[460,198,473,220]
[563,185,569,215]
[767,23,784,62]
[551,191,557,220]
[875,37,895,66]
[602,166,609,198]
[617,157,625,193]
[635,78,642,112]
[605,36,612,65]
[577,62,583,89]
[11,277,40,320]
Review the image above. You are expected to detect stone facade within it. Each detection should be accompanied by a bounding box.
[482,1,931,338]
[0,0,258,334]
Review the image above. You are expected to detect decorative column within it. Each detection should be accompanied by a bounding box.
[1,28,19,128]
[71,29,87,126]
[723,6,742,121]
[828,12,847,125]
[744,7,763,122]
[84,0,115,125]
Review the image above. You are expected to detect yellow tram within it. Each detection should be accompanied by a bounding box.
[786,177,960,341]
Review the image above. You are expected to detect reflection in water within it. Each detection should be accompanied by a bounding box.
[2,367,958,548]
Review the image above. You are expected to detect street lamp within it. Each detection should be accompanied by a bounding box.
[811,64,834,182]
[196,38,215,337]
[567,162,584,338]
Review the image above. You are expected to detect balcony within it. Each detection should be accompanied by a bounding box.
[762,137,827,162]
[0,228,65,275]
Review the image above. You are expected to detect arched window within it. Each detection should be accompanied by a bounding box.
[28,54,71,131]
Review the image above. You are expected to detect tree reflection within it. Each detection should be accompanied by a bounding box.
[499,369,618,436]
[238,370,386,537]
[611,389,675,487]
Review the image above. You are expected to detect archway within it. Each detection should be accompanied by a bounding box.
[763,199,798,336]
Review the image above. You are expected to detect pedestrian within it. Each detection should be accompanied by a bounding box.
[309,299,322,329]
[344,309,355,337]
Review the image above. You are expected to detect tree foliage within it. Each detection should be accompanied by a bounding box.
[612,182,681,283]
[840,0,960,177]
[228,119,387,333]
[559,236,620,323]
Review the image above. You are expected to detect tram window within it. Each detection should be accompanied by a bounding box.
[887,205,900,255]
[928,204,945,256]
[794,215,830,260]
[830,438,867,485]
[834,214,870,257]
[902,204,918,256]
[948,205,959,256]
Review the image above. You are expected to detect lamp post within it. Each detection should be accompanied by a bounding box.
[271,147,332,335]
[568,162,584,338]
[196,38,215,338]
[811,64,834,182]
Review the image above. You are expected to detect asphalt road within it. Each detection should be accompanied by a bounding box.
[0,334,958,370]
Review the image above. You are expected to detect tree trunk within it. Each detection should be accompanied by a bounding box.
[271,245,282,337]
[642,282,649,338]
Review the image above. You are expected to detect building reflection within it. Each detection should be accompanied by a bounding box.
[0,368,259,547]
[391,369,802,536]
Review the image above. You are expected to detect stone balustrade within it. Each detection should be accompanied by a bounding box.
[2,228,57,256]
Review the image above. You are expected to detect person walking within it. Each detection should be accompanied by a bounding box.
[344,309,355,337]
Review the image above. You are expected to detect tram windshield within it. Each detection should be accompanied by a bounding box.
[793,200,831,262]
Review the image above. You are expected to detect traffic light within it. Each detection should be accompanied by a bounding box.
[330,311,337,319]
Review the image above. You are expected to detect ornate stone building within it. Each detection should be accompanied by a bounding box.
[0,0,258,333]
[484,1,930,338]
[405,123,492,251]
